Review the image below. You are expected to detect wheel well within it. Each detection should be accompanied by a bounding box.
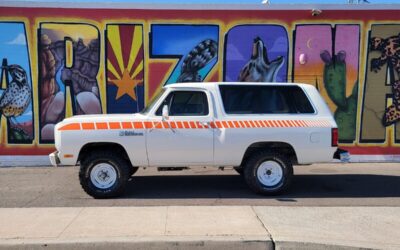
[77,142,132,166]
[241,142,298,166]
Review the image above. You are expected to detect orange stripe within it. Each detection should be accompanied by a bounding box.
[254,120,260,127]
[81,122,95,130]
[59,119,333,131]
[96,122,108,130]
[109,122,121,129]
[283,120,289,127]
[209,121,216,129]
[121,122,133,129]
[182,121,190,129]
[143,122,152,129]
[189,121,197,129]
[163,121,171,129]
[154,122,162,129]
[282,120,289,127]
[133,122,144,129]
[59,123,81,131]
[243,121,250,128]
[248,121,255,128]
[170,121,177,129]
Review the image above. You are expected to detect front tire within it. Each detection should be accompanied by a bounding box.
[79,150,130,199]
[244,151,293,195]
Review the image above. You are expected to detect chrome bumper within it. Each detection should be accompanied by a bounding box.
[49,151,60,167]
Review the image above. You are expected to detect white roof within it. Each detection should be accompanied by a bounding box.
[165,82,310,89]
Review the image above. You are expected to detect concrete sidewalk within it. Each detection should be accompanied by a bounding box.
[0,206,399,250]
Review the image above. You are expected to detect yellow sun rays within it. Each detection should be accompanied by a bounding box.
[107,25,144,101]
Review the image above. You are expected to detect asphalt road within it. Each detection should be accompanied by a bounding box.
[1,163,400,207]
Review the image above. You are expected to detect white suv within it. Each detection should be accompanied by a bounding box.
[50,82,342,198]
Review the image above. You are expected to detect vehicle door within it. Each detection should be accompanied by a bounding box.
[146,90,214,166]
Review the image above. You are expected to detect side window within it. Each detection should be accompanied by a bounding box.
[156,91,209,116]
[219,85,314,114]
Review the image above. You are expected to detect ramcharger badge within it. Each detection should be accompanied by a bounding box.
[119,131,144,136]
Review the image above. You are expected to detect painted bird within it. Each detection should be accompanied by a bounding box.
[0,64,31,123]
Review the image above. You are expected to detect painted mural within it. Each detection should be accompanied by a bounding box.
[361,24,400,144]
[0,5,399,160]
[224,25,288,83]
[106,24,144,114]
[294,25,360,143]
[38,23,102,142]
[0,22,33,144]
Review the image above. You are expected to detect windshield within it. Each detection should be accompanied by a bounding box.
[140,89,166,115]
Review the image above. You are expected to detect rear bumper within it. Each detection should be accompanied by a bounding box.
[333,148,350,162]
[49,151,60,167]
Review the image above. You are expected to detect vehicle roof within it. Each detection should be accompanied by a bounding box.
[164,82,312,89]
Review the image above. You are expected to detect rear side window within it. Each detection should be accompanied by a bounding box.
[156,91,209,116]
[219,85,314,114]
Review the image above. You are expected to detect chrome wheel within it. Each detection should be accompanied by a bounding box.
[90,163,117,189]
[256,160,283,187]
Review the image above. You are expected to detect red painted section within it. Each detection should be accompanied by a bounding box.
[148,61,174,99]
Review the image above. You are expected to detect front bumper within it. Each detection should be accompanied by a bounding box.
[49,151,60,167]
[333,148,350,162]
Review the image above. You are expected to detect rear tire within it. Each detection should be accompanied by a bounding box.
[79,150,130,199]
[243,151,293,195]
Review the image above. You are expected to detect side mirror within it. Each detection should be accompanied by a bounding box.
[162,105,169,120]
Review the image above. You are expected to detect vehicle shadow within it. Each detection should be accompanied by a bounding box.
[124,174,400,199]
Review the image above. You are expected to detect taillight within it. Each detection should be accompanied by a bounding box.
[332,128,338,147]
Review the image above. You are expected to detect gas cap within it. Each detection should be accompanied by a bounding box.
[310,132,320,143]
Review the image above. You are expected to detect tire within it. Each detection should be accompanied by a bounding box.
[79,150,131,199]
[130,167,139,176]
[243,151,293,195]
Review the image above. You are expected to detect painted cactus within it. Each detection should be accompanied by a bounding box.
[320,50,358,142]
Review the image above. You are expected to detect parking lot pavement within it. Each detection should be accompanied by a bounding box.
[0,163,400,207]
[1,163,400,249]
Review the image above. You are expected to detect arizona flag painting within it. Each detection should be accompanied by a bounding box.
[106,24,145,113]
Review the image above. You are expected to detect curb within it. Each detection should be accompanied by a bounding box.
[0,236,273,250]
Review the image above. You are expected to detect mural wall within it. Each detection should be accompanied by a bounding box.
[0,5,399,160]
